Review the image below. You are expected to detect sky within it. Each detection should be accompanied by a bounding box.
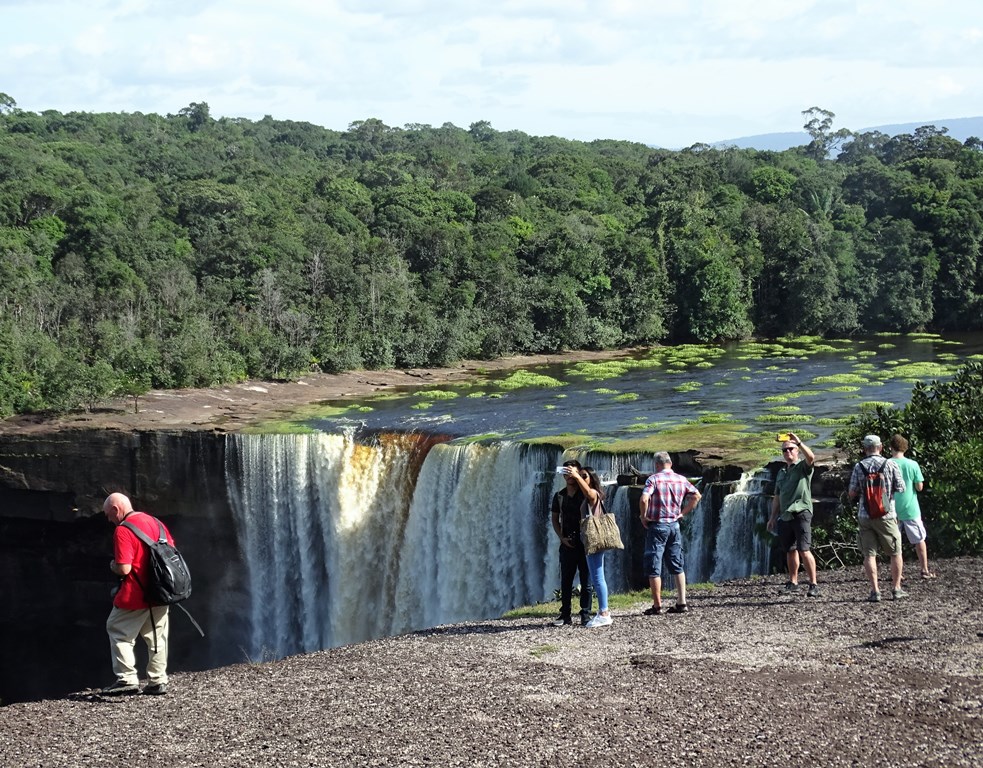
[2,0,981,148]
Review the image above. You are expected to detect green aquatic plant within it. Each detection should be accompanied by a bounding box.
[878,362,953,380]
[467,392,485,398]
[768,405,802,413]
[877,343,896,349]
[762,395,789,403]
[755,414,813,424]
[613,392,639,402]
[826,385,861,392]
[859,401,894,410]
[814,417,852,426]
[414,389,460,400]
[813,374,867,385]
[410,401,433,410]
[673,381,703,392]
[593,387,619,395]
[696,412,736,424]
[497,370,566,390]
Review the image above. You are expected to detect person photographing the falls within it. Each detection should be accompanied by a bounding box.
[581,467,613,628]
[550,460,593,626]
[639,452,701,615]
[100,492,174,696]
[767,432,820,598]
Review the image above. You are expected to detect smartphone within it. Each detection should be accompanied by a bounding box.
[556,466,568,475]
[776,433,791,442]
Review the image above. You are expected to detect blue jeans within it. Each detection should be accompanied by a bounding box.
[644,521,685,577]
[587,551,608,612]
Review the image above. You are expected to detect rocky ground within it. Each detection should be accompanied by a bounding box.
[2,559,981,767]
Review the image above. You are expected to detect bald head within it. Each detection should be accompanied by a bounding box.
[103,493,133,525]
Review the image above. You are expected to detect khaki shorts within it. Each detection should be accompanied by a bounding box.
[858,516,902,559]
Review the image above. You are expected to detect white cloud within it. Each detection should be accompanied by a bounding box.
[0,0,980,145]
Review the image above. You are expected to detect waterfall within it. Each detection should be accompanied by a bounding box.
[226,432,561,659]
[709,470,773,582]
[681,487,714,583]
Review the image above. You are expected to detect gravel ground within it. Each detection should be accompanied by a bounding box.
[3,559,982,767]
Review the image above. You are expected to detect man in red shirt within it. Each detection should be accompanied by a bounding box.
[101,492,173,695]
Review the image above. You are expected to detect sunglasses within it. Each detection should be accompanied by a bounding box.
[782,446,797,452]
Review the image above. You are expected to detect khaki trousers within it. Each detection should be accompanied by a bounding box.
[106,605,169,685]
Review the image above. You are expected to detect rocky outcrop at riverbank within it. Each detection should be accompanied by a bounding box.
[3,558,981,767]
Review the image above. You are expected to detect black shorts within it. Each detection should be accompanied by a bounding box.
[777,511,812,553]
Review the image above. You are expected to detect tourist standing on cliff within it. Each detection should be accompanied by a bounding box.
[767,432,820,597]
[848,435,907,602]
[580,467,614,628]
[101,492,172,695]
[550,460,593,626]
[889,434,935,579]
[639,452,701,614]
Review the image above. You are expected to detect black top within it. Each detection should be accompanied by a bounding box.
[553,489,585,538]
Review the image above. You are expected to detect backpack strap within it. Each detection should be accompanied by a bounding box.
[120,516,165,547]
[119,515,166,652]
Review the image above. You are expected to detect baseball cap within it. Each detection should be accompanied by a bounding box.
[862,434,882,449]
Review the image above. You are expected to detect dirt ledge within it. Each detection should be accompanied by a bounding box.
[0,350,637,436]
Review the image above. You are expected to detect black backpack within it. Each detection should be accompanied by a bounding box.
[121,516,192,605]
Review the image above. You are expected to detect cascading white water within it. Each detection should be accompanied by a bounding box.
[226,432,562,659]
[709,470,774,582]
[680,488,714,582]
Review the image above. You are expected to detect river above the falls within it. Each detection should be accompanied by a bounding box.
[303,332,983,449]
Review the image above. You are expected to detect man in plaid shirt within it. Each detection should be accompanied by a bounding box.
[639,451,702,615]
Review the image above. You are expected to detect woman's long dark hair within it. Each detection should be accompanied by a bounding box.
[582,467,605,502]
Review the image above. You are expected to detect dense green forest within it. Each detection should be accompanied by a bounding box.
[1,97,982,416]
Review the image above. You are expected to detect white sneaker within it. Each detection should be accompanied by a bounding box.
[585,613,613,628]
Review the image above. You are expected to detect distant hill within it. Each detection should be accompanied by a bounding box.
[710,116,983,151]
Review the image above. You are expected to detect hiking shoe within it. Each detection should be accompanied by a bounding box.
[579,611,592,626]
[642,605,663,616]
[551,616,572,627]
[100,680,139,696]
[892,587,909,600]
[666,603,689,614]
[144,683,168,696]
[806,583,820,598]
[585,614,613,628]
[784,581,800,593]
[867,590,881,603]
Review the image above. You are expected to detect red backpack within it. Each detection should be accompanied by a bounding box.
[861,458,890,518]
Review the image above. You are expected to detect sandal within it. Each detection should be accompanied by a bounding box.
[643,605,663,615]
[921,571,936,579]
[666,603,689,614]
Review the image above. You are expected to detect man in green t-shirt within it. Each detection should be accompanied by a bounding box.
[767,432,820,597]
[889,433,934,579]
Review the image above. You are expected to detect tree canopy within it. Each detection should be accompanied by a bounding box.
[1,102,981,416]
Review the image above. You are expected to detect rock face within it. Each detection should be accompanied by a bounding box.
[0,430,247,704]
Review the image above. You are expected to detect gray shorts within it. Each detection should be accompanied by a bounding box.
[899,517,928,545]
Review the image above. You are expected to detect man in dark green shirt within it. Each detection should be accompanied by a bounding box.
[767,432,820,597]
